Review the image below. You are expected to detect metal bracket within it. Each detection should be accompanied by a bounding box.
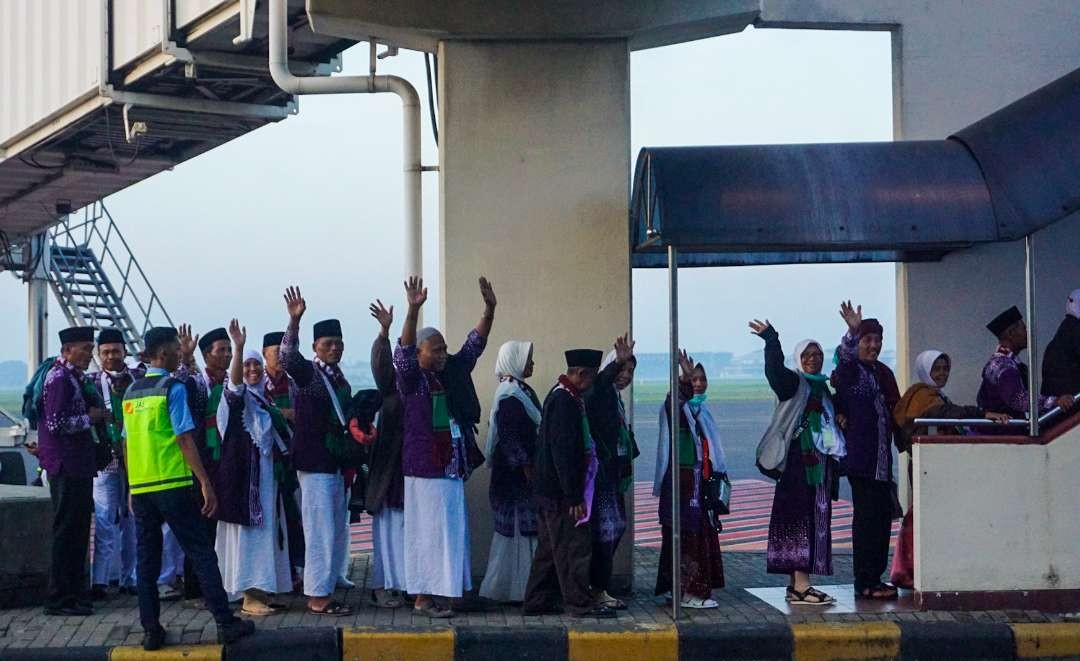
[122,104,149,144]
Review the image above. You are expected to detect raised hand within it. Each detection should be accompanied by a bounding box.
[178,323,199,359]
[748,319,772,336]
[614,333,635,363]
[404,276,428,308]
[284,286,306,323]
[985,411,1011,424]
[839,300,863,333]
[678,349,695,379]
[228,318,246,347]
[479,276,497,310]
[369,299,394,332]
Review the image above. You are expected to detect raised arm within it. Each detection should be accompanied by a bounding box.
[750,319,800,401]
[175,323,201,376]
[596,334,635,390]
[837,300,863,365]
[400,276,427,348]
[474,276,497,339]
[280,286,314,386]
[227,319,246,387]
[369,299,397,395]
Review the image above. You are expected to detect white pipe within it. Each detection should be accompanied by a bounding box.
[268,0,423,282]
[26,232,49,377]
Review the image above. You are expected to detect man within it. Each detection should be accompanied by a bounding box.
[1042,289,1080,404]
[262,330,305,584]
[395,276,495,618]
[366,299,406,608]
[37,326,109,616]
[524,348,615,619]
[833,302,900,601]
[584,335,636,610]
[90,328,144,600]
[123,326,254,650]
[173,325,230,601]
[280,287,353,616]
[978,305,1075,427]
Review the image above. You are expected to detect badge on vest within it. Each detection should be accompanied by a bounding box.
[449,419,463,441]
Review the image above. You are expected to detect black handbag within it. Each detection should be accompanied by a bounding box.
[702,472,732,533]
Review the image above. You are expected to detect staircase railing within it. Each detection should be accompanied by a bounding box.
[47,201,172,354]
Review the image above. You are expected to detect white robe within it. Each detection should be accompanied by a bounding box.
[298,471,348,597]
[478,510,537,603]
[371,507,406,591]
[215,446,292,600]
[404,476,471,598]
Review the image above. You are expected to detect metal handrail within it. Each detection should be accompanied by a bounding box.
[915,391,1079,433]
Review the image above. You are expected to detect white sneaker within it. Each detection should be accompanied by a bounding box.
[680,596,719,609]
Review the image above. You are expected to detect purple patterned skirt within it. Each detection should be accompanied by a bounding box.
[765,436,833,576]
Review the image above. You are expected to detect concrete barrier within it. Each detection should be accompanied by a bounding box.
[7,622,1080,660]
[0,484,52,608]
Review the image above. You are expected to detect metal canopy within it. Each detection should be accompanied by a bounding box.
[631,66,1080,268]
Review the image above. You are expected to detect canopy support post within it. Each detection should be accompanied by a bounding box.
[1025,234,1040,437]
[668,244,681,620]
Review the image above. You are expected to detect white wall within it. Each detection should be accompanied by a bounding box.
[438,40,632,582]
[913,424,1080,592]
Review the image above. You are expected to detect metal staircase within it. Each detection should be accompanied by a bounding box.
[46,201,172,355]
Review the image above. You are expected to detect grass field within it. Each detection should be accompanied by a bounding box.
[0,389,22,416]
[631,379,773,405]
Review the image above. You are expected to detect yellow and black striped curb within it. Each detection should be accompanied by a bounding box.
[6,622,1080,660]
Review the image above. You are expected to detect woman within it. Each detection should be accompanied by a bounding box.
[214,320,292,615]
[891,350,1008,588]
[653,351,727,609]
[751,319,846,605]
[585,335,637,611]
[478,341,542,603]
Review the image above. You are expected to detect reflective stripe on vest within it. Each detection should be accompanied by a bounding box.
[122,374,193,495]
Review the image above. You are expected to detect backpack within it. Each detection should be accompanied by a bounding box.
[22,357,58,430]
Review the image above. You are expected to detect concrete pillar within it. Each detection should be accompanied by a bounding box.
[437,41,633,589]
[26,232,49,376]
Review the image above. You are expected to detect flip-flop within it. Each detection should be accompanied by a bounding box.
[307,601,353,616]
[413,601,454,618]
[370,591,404,609]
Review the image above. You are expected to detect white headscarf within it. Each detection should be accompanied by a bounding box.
[1067,288,1080,319]
[915,350,946,389]
[600,349,618,372]
[486,341,541,456]
[217,348,282,456]
[792,339,823,375]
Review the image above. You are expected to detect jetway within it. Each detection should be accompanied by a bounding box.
[0,0,354,242]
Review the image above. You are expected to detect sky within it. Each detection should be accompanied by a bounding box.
[0,26,894,362]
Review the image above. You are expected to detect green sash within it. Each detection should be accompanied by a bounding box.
[205,382,224,461]
[324,385,351,459]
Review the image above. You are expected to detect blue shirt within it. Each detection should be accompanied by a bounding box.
[144,367,196,436]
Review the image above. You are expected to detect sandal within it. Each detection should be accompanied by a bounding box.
[855,583,898,601]
[413,601,454,618]
[680,596,719,609]
[370,590,404,609]
[597,590,627,610]
[788,587,835,606]
[307,600,353,616]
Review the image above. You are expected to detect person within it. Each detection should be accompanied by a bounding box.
[977,305,1074,428]
[123,327,254,650]
[173,324,230,602]
[37,326,108,616]
[479,341,542,603]
[583,335,637,610]
[262,330,305,587]
[524,349,615,619]
[279,287,354,616]
[751,320,846,605]
[366,299,407,608]
[891,350,1009,588]
[90,328,144,600]
[213,320,293,614]
[653,351,727,609]
[832,301,900,601]
[395,276,495,618]
[1041,289,1080,404]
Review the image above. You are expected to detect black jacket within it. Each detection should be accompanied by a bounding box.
[1042,316,1080,397]
[366,336,404,514]
[533,387,586,507]
[585,359,638,490]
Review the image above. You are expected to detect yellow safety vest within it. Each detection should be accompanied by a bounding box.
[122,374,193,495]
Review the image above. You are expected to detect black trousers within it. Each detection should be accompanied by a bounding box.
[181,481,217,599]
[849,476,894,592]
[46,475,94,609]
[132,486,233,632]
[523,506,594,615]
